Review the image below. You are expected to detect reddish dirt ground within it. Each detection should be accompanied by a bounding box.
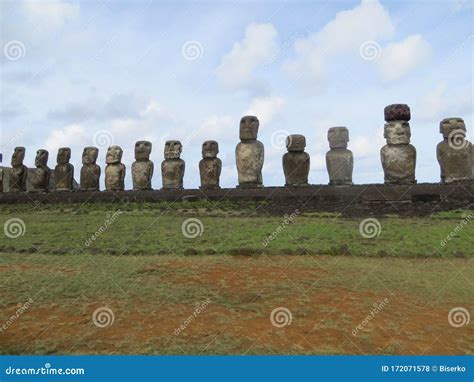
[1,259,472,355]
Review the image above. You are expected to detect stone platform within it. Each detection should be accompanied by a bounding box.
[1,182,473,217]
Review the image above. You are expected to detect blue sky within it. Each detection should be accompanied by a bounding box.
[1,0,472,189]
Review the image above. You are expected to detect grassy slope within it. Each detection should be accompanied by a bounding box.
[0,203,473,257]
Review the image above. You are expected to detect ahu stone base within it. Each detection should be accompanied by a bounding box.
[0,181,473,217]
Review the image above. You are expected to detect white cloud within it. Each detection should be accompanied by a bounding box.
[245,96,285,126]
[44,124,88,153]
[376,35,430,81]
[22,0,79,33]
[284,0,394,89]
[416,82,472,122]
[195,115,235,143]
[216,23,278,91]
[351,130,385,158]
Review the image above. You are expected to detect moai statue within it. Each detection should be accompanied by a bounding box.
[283,134,310,186]
[132,141,154,190]
[80,147,101,190]
[437,117,472,183]
[10,147,28,192]
[380,104,416,185]
[199,140,222,189]
[326,127,353,186]
[235,115,264,188]
[29,149,50,192]
[105,146,126,191]
[161,140,185,189]
[54,147,74,191]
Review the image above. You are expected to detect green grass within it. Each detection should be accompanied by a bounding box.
[0,203,472,258]
[0,202,472,355]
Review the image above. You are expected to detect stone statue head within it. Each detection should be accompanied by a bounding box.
[286,135,306,152]
[35,149,49,167]
[202,140,219,158]
[164,140,182,159]
[439,117,466,139]
[57,147,71,165]
[384,121,411,145]
[239,115,259,141]
[11,146,25,167]
[106,146,123,164]
[82,147,99,165]
[328,127,349,149]
[135,141,152,161]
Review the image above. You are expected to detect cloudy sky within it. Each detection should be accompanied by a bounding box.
[1,0,472,189]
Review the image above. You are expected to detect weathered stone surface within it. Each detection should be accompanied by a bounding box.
[384,104,411,122]
[199,140,221,189]
[1,183,473,217]
[10,147,28,192]
[80,147,101,190]
[283,134,310,186]
[236,115,264,188]
[326,127,353,186]
[29,149,50,192]
[105,146,126,191]
[132,141,154,190]
[437,117,472,183]
[162,140,185,189]
[381,121,416,184]
[54,147,74,191]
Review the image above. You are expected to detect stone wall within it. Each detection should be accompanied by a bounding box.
[1,181,472,217]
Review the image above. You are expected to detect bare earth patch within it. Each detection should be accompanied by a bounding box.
[1,256,471,355]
